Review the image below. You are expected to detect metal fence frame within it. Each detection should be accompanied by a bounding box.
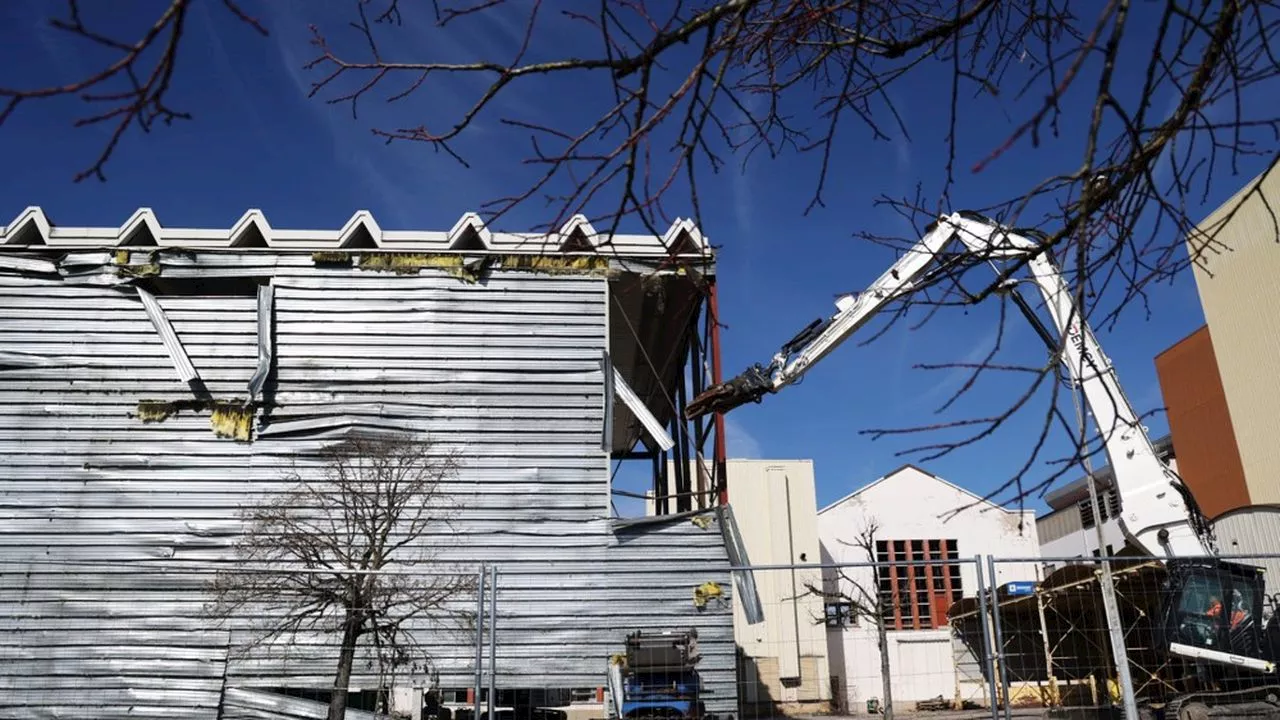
[983,552,1280,720]
[13,552,1280,720]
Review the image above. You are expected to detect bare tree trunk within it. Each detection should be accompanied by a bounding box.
[877,609,894,720]
[328,617,362,720]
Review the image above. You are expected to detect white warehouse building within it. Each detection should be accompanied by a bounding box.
[817,465,1041,712]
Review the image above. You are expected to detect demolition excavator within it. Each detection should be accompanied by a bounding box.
[685,211,1280,720]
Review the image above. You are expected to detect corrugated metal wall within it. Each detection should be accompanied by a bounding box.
[0,247,736,718]
[1211,505,1280,584]
[1034,505,1083,545]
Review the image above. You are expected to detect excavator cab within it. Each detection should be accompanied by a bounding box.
[1159,559,1276,674]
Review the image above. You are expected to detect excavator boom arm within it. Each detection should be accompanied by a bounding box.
[688,211,1215,559]
[684,220,966,419]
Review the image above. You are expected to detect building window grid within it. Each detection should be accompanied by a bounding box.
[874,539,962,631]
[825,599,856,627]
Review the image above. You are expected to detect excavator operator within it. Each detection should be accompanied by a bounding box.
[1207,591,1249,630]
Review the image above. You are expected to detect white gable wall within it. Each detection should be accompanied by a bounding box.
[817,466,1041,711]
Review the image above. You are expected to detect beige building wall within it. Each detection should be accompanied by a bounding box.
[1188,165,1280,505]
[654,459,832,711]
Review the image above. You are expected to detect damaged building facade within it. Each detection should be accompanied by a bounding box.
[0,207,751,719]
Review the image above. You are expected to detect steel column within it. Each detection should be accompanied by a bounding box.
[474,564,485,720]
[488,564,497,720]
[974,555,1000,720]
[708,280,728,505]
[986,555,1012,720]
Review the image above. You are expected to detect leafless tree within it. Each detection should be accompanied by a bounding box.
[4,1,1279,508]
[205,432,476,720]
[805,520,900,719]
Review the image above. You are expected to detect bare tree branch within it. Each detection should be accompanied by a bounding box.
[205,432,477,720]
[0,0,267,182]
[5,0,1279,508]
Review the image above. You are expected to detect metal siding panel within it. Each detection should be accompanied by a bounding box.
[1034,505,1083,545]
[1212,508,1280,582]
[0,255,737,719]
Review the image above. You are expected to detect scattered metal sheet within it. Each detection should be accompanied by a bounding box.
[135,286,201,385]
[601,350,615,453]
[611,507,711,531]
[717,503,765,625]
[257,414,411,438]
[0,255,57,275]
[611,364,675,452]
[247,284,274,402]
[0,350,116,368]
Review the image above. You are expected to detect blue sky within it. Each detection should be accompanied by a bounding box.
[1,2,1274,517]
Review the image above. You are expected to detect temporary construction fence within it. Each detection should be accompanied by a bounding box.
[951,552,1280,720]
[6,553,1280,720]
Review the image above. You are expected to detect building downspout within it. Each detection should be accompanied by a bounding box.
[785,473,803,687]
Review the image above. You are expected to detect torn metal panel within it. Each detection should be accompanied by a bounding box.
[601,350,615,453]
[717,503,766,624]
[0,231,733,718]
[0,350,109,368]
[257,415,411,438]
[611,507,711,531]
[247,284,274,402]
[222,687,381,720]
[135,286,201,384]
[0,255,57,275]
[611,364,675,452]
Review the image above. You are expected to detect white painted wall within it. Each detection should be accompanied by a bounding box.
[817,465,1041,711]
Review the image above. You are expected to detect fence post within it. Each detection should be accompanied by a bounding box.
[974,555,1000,720]
[488,564,497,720]
[475,564,486,720]
[1097,554,1139,720]
[986,555,1013,720]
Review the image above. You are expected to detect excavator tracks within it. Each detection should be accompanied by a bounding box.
[1162,685,1280,720]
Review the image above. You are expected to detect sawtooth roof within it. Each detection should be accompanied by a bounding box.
[0,207,714,260]
[0,206,715,454]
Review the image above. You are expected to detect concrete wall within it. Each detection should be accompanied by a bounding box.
[818,466,1040,710]
[1188,165,1280,505]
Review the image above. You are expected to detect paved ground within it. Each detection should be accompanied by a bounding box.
[782,709,1110,720]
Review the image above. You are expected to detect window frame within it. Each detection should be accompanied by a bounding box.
[874,538,963,630]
